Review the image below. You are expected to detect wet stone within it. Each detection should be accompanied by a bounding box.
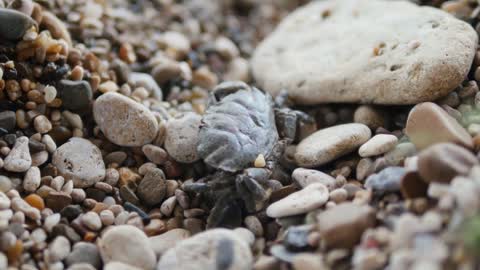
[56,80,93,111]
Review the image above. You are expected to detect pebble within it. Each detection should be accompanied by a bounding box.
[316,203,375,249]
[68,264,97,270]
[292,168,336,191]
[65,242,101,268]
[0,8,36,40]
[149,228,191,256]
[295,123,371,167]
[129,72,163,100]
[104,262,143,270]
[0,192,10,209]
[137,168,166,206]
[45,192,72,212]
[33,115,52,134]
[266,183,329,218]
[406,102,473,150]
[353,105,387,130]
[48,236,71,262]
[292,254,327,270]
[0,111,16,132]
[56,80,93,111]
[3,136,31,172]
[52,138,105,188]
[93,92,158,147]
[244,215,263,237]
[81,212,102,231]
[251,0,477,105]
[98,225,156,270]
[164,112,201,163]
[157,228,253,270]
[22,166,40,193]
[40,10,72,46]
[400,171,429,199]
[329,188,348,204]
[365,167,407,194]
[359,134,398,157]
[142,144,167,165]
[417,143,478,183]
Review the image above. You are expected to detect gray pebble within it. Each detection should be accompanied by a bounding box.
[165,112,201,163]
[56,80,93,111]
[0,8,35,40]
[0,111,16,132]
[65,242,101,268]
[137,168,166,206]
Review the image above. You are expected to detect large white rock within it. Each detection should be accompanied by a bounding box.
[251,0,477,105]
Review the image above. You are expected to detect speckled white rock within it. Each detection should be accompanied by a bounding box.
[251,0,477,105]
[93,92,158,147]
[292,168,336,191]
[359,134,398,157]
[4,136,31,172]
[266,183,329,218]
[295,123,371,167]
[149,228,191,256]
[52,138,105,188]
[98,225,156,270]
[157,228,253,270]
[164,112,201,163]
[23,166,41,193]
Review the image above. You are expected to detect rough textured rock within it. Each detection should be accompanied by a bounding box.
[251,0,477,105]
[93,92,158,147]
[295,123,371,167]
[4,136,31,172]
[157,229,253,270]
[406,102,473,150]
[52,138,105,188]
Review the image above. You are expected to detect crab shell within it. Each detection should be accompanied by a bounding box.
[197,81,279,172]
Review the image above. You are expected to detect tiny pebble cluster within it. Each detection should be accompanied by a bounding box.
[0,0,480,270]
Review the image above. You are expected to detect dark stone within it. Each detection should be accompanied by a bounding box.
[60,205,83,221]
[111,59,130,85]
[137,168,166,206]
[124,202,150,223]
[56,79,93,111]
[0,111,16,132]
[48,126,72,146]
[0,8,36,40]
[28,139,46,153]
[85,188,106,202]
[51,224,81,243]
[120,185,140,206]
[3,134,16,145]
[45,192,72,212]
[400,171,429,199]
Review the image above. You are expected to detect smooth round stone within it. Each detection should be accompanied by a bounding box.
[164,112,201,163]
[295,123,371,167]
[94,92,158,147]
[98,225,156,270]
[136,168,166,206]
[251,0,477,105]
[0,111,16,132]
[0,8,36,40]
[359,134,398,157]
[52,138,105,188]
[129,72,163,100]
[266,183,329,218]
[4,136,31,172]
[149,228,191,256]
[291,168,336,191]
[157,228,253,270]
[406,102,473,150]
[65,242,101,268]
[56,80,93,111]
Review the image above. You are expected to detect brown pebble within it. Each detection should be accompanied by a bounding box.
[417,143,478,183]
[45,191,72,212]
[400,171,429,199]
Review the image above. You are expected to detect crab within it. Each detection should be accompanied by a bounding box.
[184,81,314,228]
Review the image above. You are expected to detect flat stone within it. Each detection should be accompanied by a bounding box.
[251,0,477,105]
[292,168,336,191]
[359,134,398,157]
[149,228,191,256]
[417,143,478,183]
[4,136,31,172]
[98,225,156,270]
[266,183,329,218]
[406,102,473,150]
[295,123,371,167]
[52,138,105,188]
[56,80,93,111]
[137,168,167,206]
[316,203,375,249]
[0,8,36,40]
[165,112,201,163]
[157,228,253,270]
[93,92,158,147]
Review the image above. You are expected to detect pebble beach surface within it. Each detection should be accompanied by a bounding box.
[0,0,480,270]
